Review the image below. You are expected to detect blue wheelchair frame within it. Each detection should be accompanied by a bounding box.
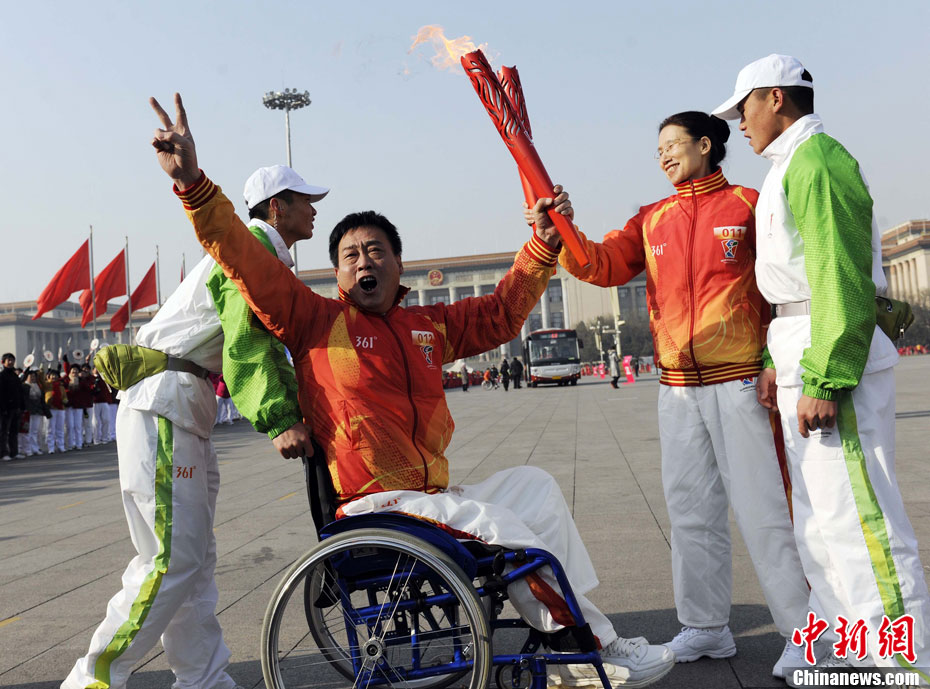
[296,452,614,689]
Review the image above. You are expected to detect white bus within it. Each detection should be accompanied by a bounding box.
[522,329,582,387]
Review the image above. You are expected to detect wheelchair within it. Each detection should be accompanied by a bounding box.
[260,451,618,689]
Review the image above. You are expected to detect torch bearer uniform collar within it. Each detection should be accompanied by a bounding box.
[337,284,410,314]
[673,167,727,198]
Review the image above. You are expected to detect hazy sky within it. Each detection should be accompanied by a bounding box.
[3,1,929,304]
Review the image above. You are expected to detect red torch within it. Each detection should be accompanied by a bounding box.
[496,65,537,213]
[461,49,590,268]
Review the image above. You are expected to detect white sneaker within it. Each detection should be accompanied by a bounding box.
[772,639,807,678]
[664,626,736,663]
[556,636,675,688]
[1,455,11,462]
[784,653,852,688]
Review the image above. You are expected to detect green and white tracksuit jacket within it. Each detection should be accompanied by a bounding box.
[758,113,930,676]
[63,222,300,689]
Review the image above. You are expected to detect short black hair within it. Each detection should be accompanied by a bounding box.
[1,353,14,363]
[751,70,814,116]
[248,189,297,222]
[658,111,731,169]
[781,69,814,115]
[329,211,403,267]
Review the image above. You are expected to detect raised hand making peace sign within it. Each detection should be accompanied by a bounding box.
[150,93,201,189]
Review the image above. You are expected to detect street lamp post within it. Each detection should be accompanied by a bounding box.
[263,88,311,271]
[609,285,624,358]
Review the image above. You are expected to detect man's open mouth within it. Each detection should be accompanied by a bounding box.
[359,275,378,293]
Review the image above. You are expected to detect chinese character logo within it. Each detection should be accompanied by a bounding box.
[791,612,917,665]
[878,614,916,663]
[834,615,869,661]
[792,612,830,665]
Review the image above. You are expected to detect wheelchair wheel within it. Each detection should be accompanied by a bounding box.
[263,528,492,689]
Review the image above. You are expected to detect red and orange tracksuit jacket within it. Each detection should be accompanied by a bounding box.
[177,174,558,503]
[561,168,767,386]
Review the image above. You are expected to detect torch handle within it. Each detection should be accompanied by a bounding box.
[511,140,590,265]
[463,50,590,268]
[519,172,536,210]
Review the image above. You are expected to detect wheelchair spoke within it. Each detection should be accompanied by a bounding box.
[262,530,491,689]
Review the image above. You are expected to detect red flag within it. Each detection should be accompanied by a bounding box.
[110,262,157,332]
[33,240,90,320]
[79,250,126,327]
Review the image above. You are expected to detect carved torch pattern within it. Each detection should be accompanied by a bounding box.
[460,49,590,268]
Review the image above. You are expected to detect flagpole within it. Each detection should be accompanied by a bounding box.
[125,237,133,346]
[155,245,162,307]
[89,225,97,341]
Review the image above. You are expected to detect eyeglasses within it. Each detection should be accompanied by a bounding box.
[654,138,698,160]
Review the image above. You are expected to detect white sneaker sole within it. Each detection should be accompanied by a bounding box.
[556,659,676,688]
[671,645,736,663]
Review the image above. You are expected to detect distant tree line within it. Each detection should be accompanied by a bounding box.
[899,290,930,348]
[574,315,654,362]
[571,288,930,364]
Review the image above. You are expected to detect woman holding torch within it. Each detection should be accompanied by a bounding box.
[546,112,810,679]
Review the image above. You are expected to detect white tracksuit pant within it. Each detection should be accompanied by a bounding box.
[778,369,930,676]
[93,402,110,444]
[47,409,66,453]
[107,403,118,441]
[67,407,83,449]
[214,397,234,425]
[62,406,235,689]
[341,465,620,646]
[83,410,94,446]
[20,414,42,455]
[658,379,810,637]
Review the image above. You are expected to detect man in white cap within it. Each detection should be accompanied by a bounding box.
[150,92,677,689]
[62,163,326,689]
[713,54,930,678]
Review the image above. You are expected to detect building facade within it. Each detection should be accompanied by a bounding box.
[8,218,926,368]
[0,301,151,364]
[882,220,930,301]
[1,248,650,366]
[297,250,649,362]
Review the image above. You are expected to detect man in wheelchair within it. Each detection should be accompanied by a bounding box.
[151,94,675,688]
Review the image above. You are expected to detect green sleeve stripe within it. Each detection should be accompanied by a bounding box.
[90,416,174,689]
[208,226,302,439]
[761,345,774,370]
[837,395,928,679]
[784,133,875,394]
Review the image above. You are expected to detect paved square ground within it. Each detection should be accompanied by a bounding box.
[2,356,929,689]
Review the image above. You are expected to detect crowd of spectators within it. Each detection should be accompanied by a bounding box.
[0,351,118,461]
[898,344,929,356]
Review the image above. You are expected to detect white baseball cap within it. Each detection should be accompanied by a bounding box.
[243,165,329,209]
[712,54,813,120]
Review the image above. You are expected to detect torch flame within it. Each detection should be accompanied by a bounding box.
[409,25,488,71]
